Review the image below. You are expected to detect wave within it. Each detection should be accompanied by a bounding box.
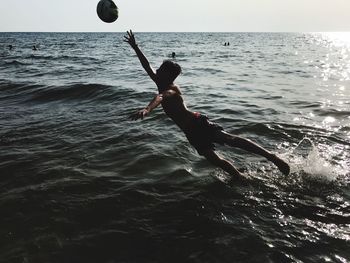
[0,82,140,104]
[2,60,29,66]
[288,100,321,108]
[28,83,110,102]
[313,108,350,117]
[20,54,101,63]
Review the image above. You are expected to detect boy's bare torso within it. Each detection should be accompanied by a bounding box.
[159,84,194,132]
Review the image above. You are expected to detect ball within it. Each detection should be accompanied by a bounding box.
[97,0,119,23]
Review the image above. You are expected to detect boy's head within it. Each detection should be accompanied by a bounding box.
[156,60,182,84]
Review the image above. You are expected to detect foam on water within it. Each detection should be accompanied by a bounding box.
[287,138,348,184]
[303,147,338,182]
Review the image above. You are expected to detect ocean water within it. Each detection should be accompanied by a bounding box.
[0,32,349,263]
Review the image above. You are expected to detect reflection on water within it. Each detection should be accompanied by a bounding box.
[295,33,350,145]
[321,32,350,47]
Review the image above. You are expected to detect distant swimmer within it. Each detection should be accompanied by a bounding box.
[32,45,37,51]
[224,42,227,46]
[172,52,176,58]
[8,45,13,50]
[124,30,290,179]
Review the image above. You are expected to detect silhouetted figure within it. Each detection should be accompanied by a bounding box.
[124,30,290,179]
[224,42,227,46]
[8,45,13,50]
[172,52,176,58]
[227,42,230,46]
[32,45,37,51]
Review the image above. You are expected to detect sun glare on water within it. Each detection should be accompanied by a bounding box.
[320,32,350,47]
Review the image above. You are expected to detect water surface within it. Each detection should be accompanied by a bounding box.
[0,32,349,262]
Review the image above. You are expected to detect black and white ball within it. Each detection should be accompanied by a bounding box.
[97,0,119,23]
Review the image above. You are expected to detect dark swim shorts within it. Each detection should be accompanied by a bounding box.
[184,112,224,155]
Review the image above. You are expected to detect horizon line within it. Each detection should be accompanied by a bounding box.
[1,31,349,33]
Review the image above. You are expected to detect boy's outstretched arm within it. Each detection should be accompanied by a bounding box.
[124,30,158,83]
[129,90,175,121]
[129,94,163,121]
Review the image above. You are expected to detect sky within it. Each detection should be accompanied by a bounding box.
[1,0,350,32]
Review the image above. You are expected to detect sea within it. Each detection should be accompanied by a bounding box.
[0,32,349,263]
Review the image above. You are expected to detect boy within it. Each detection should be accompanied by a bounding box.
[124,30,290,179]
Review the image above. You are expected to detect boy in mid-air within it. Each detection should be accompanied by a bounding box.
[124,30,290,178]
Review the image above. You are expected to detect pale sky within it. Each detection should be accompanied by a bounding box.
[1,0,350,32]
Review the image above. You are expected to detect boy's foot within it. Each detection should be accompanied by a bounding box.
[270,154,290,175]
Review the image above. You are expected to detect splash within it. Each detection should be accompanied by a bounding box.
[288,138,348,184]
[302,146,338,182]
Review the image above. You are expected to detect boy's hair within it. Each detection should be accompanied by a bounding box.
[159,60,182,82]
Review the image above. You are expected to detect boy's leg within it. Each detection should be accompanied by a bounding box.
[202,149,243,178]
[214,131,290,175]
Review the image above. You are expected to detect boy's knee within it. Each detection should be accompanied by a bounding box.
[203,151,222,165]
[211,156,226,167]
[231,136,252,147]
[214,157,225,166]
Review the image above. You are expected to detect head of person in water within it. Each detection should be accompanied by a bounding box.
[8,45,13,50]
[156,60,181,87]
[171,52,176,58]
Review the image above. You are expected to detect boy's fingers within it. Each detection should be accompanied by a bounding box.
[128,109,144,121]
[131,112,140,121]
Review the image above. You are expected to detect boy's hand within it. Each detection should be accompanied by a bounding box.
[129,108,149,121]
[123,30,137,49]
[123,29,158,82]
